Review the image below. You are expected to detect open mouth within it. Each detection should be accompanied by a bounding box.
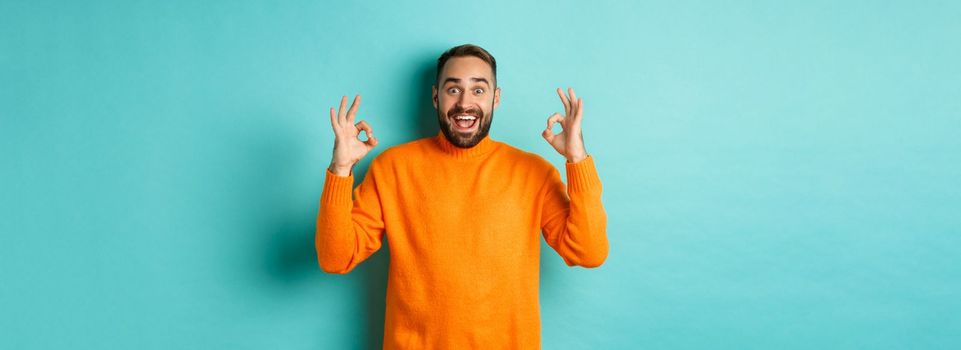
[451,114,478,132]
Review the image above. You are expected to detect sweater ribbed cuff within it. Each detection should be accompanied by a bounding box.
[565,155,602,193]
[321,168,354,206]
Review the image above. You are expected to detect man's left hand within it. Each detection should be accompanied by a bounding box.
[542,87,589,163]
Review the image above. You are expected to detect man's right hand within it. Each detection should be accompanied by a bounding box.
[328,95,378,176]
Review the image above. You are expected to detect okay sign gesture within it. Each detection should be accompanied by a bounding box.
[542,87,589,163]
[328,95,378,176]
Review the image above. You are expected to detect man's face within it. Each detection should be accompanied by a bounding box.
[433,56,501,148]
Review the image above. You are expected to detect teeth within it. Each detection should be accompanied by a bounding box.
[454,115,477,120]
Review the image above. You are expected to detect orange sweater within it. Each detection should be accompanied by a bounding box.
[316,131,608,349]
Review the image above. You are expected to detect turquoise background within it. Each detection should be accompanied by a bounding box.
[2,1,959,349]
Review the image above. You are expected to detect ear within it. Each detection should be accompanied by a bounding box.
[493,86,501,110]
[432,85,438,109]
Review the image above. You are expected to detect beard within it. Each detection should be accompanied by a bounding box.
[437,104,493,148]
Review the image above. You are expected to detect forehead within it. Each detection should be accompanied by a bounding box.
[440,56,494,83]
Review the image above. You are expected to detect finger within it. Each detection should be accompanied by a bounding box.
[346,95,361,123]
[570,98,584,135]
[542,115,556,141]
[574,98,584,122]
[570,97,583,123]
[556,88,570,116]
[542,128,554,142]
[546,113,565,127]
[545,113,565,134]
[355,120,373,140]
[568,88,579,118]
[365,134,378,149]
[329,107,339,132]
[337,96,348,126]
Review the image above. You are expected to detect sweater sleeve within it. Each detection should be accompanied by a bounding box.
[539,155,609,268]
[315,159,387,274]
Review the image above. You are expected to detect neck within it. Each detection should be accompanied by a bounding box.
[434,130,497,160]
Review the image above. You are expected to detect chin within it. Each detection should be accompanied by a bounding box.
[436,107,494,148]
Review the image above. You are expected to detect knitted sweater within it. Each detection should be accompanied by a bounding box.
[316,130,608,349]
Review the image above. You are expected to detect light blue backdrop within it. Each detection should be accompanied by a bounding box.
[2,1,959,349]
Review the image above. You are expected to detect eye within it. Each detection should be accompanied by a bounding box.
[447,87,460,94]
[473,88,485,94]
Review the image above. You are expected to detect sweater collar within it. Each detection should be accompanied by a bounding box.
[434,130,497,160]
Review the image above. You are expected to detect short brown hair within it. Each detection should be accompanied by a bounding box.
[436,44,497,86]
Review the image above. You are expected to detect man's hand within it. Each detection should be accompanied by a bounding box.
[542,87,588,163]
[328,95,378,176]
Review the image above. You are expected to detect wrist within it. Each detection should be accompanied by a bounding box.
[328,162,353,176]
[566,153,588,163]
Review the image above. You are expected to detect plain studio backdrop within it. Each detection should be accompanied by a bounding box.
[1,1,959,349]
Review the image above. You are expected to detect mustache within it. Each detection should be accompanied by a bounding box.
[448,106,483,118]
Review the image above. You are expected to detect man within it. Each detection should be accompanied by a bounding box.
[317,44,608,349]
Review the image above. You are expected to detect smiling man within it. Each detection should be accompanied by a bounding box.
[316,44,609,349]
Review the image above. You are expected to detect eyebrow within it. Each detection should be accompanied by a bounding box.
[443,77,491,86]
